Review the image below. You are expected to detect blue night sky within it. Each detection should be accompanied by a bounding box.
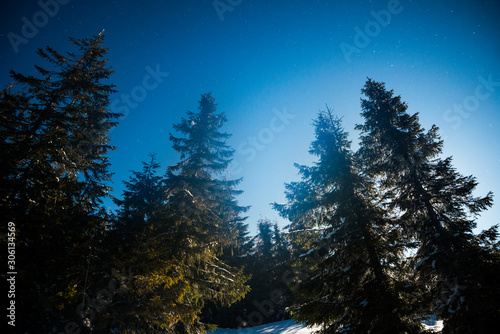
[2,0,499,235]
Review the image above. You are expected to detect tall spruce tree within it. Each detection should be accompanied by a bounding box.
[356,78,500,333]
[163,93,250,332]
[274,109,422,333]
[0,33,119,332]
[89,94,250,333]
[88,154,203,333]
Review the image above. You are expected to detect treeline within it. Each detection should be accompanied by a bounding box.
[1,34,499,334]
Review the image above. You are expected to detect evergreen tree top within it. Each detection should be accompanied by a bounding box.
[168,93,235,180]
[355,78,444,179]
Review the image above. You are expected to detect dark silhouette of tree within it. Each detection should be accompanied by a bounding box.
[274,109,421,333]
[3,35,497,334]
[204,218,294,329]
[88,154,182,332]
[0,32,120,332]
[252,219,294,322]
[356,78,500,333]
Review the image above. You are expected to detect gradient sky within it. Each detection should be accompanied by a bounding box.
[2,0,499,235]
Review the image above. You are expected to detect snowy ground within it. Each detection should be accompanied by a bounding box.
[213,320,320,334]
[213,319,443,333]
[422,320,444,332]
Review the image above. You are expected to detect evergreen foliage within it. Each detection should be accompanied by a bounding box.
[163,93,251,331]
[356,79,500,333]
[0,32,119,332]
[248,219,294,325]
[2,32,498,333]
[274,80,499,333]
[201,218,294,329]
[96,93,251,333]
[274,109,422,333]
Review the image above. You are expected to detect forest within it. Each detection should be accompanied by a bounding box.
[1,33,499,334]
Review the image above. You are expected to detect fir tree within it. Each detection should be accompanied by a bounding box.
[0,33,119,332]
[161,93,250,331]
[274,109,422,333]
[356,78,500,333]
[200,218,253,329]
[208,218,293,329]
[114,153,166,230]
[256,219,274,261]
[271,222,295,315]
[89,154,200,333]
[251,219,293,322]
[240,219,282,326]
[91,94,250,333]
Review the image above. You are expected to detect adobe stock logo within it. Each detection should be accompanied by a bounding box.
[110,64,169,126]
[443,74,499,130]
[340,0,403,63]
[212,0,243,21]
[228,107,295,176]
[7,0,72,54]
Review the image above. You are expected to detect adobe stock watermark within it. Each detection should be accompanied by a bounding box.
[340,0,403,63]
[212,0,243,22]
[443,74,499,130]
[110,64,169,127]
[228,107,295,176]
[7,0,72,54]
